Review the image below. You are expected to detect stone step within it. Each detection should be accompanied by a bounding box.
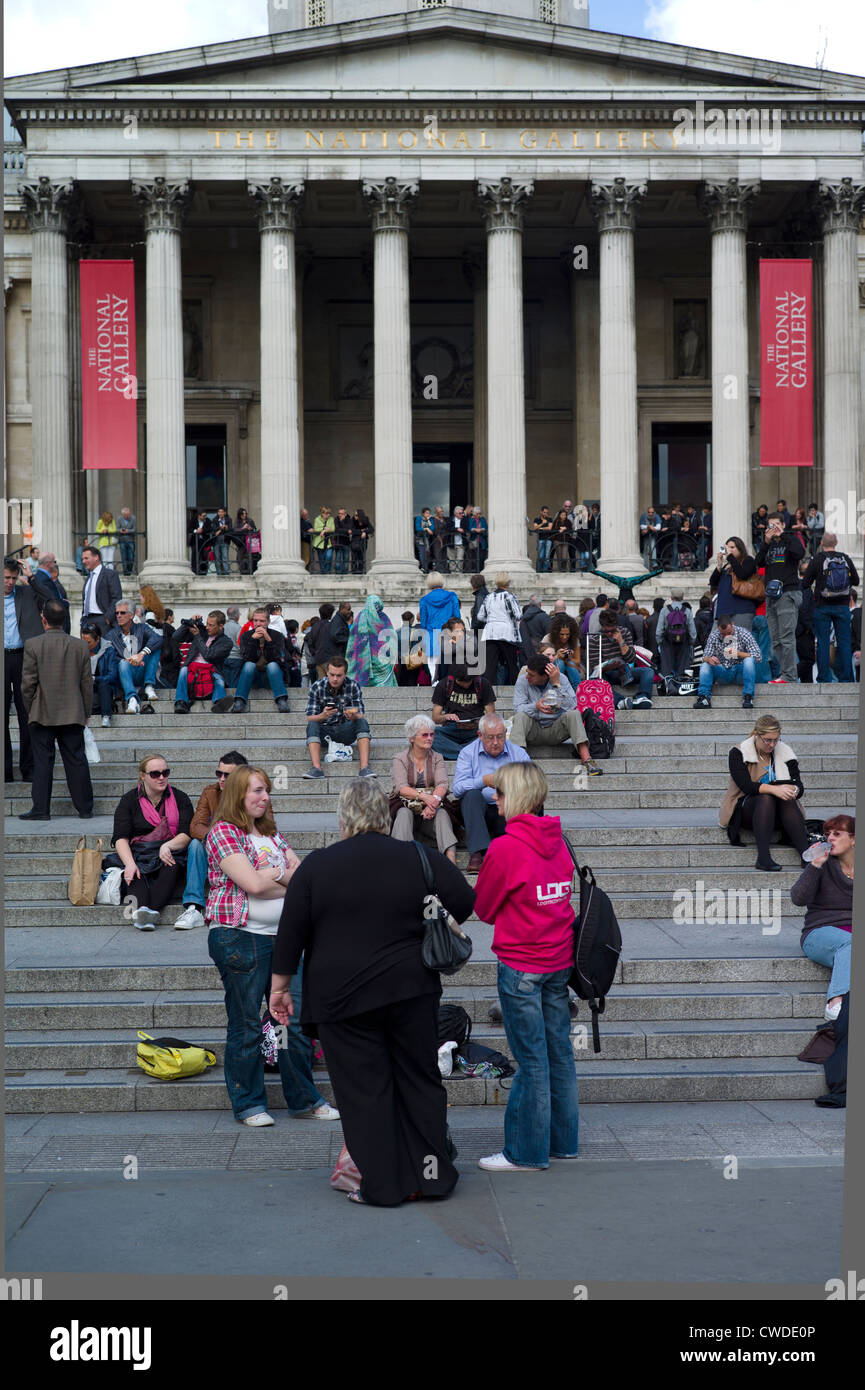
[4,1016,823,1070]
[2,1056,826,1111]
[3,955,828,993]
[5,790,855,815]
[8,865,815,903]
[4,980,825,1029]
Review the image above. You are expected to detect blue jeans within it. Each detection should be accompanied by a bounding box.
[117,650,161,699]
[213,538,230,575]
[234,661,287,702]
[698,659,756,698]
[119,537,135,574]
[814,605,853,683]
[555,659,582,691]
[497,961,579,1167]
[610,664,653,699]
[751,616,774,684]
[175,666,227,705]
[316,548,332,573]
[207,927,326,1120]
[183,838,208,907]
[432,725,478,759]
[333,544,350,574]
[305,716,370,746]
[802,926,851,999]
[536,538,552,572]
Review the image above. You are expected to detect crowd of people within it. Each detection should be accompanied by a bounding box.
[3,507,855,1198]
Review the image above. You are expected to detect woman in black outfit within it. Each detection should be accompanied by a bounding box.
[234,508,259,574]
[719,714,811,871]
[350,509,374,573]
[269,778,475,1206]
[108,753,193,928]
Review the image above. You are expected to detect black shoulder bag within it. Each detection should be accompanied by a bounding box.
[415,842,473,976]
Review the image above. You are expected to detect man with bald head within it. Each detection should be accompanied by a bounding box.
[28,552,71,633]
[452,713,531,873]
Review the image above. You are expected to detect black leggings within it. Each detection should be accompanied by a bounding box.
[738,795,811,865]
[130,863,180,912]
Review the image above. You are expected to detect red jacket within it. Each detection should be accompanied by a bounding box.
[473,814,575,973]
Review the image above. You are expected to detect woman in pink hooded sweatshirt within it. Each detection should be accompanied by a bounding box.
[473,762,579,1171]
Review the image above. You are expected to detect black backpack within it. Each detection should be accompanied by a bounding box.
[582,707,615,760]
[437,1004,472,1049]
[563,838,622,1053]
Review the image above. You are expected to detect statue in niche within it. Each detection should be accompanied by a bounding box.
[676,306,705,377]
[343,341,374,399]
[182,302,203,379]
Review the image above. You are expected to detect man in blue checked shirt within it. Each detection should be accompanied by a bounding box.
[693,615,762,711]
[303,655,374,779]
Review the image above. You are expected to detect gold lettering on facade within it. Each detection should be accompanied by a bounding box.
[332,130,349,148]
[398,129,418,149]
[236,131,254,148]
[453,130,471,149]
[205,125,679,153]
[642,130,659,150]
[594,130,604,148]
[571,131,586,149]
[357,130,373,148]
[209,130,228,149]
[546,131,562,149]
[306,131,325,149]
[617,130,629,149]
[520,130,537,149]
[479,131,489,148]
[425,130,446,148]
[265,131,278,148]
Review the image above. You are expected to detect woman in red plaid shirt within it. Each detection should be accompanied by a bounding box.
[206,765,339,1127]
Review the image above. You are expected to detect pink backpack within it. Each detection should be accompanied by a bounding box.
[577,634,616,728]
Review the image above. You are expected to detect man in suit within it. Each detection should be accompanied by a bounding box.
[20,599,94,820]
[27,550,71,633]
[4,558,43,783]
[80,543,122,634]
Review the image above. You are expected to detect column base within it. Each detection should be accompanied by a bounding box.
[139,559,194,589]
[254,557,309,587]
[481,557,536,589]
[367,556,423,587]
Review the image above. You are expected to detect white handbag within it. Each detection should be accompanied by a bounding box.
[96,866,123,905]
[323,736,353,763]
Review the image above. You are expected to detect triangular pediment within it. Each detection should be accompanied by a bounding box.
[6,7,865,111]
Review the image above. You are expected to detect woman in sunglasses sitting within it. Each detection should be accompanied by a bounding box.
[109,753,194,929]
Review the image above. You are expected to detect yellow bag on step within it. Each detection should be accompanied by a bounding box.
[136,1031,216,1080]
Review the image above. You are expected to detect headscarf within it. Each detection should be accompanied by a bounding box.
[346,594,397,687]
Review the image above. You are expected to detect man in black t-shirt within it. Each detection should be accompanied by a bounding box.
[756,512,808,683]
[431,663,496,759]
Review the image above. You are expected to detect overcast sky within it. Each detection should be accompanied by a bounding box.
[4,0,864,77]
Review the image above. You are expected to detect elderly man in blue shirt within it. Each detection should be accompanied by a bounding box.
[453,712,530,873]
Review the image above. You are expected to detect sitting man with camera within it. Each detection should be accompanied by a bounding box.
[303,655,374,779]
[174,611,234,714]
[693,614,762,710]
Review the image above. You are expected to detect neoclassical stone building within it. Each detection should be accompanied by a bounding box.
[4,0,865,598]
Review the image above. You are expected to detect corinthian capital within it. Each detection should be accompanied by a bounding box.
[477,177,533,232]
[249,177,305,233]
[814,177,865,235]
[133,177,191,232]
[697,178,760,231]
[589,177,647,232]
[20,176,78,233]
[362,177,418,232]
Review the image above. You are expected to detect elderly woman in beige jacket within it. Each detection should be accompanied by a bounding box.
[390,714,458,862]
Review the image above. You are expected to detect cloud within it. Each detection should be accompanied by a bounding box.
[5,0,264,75]
[645,0,865,76]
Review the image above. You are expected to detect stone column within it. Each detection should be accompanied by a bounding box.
[698,178,759,561]
[814,178,865,560]
[249,177,307,584]
[477,176,534,582]
[362,177,419,584]
[133,177,191,585]
[20,177,78,581]
[462,249,488,515]
[589,177,647,574]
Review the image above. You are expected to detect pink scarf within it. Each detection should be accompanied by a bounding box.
[133,786,180,844]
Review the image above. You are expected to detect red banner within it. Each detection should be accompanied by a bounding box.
[759,258,813,467]
[80,260,137,469]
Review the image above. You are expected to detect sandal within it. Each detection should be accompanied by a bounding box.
[347,1190,367,1204]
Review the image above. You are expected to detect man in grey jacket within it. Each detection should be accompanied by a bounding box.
[656,588,697,694]
[509,655,601,775]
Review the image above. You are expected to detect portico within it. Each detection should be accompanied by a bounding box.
[5,5,865,596]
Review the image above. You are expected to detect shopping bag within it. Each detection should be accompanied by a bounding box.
[68,837,104,906]
[330,1143,362,1193]
[83,725,101,764]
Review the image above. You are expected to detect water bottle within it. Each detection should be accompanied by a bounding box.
[802,841,831,863]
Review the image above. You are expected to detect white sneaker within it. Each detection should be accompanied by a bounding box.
[131,906,159,931]
[126,697,140,714]
[311,1103,341,1121]
[144,685,158,701]
[242,1112,275,1127]
[478,1151,542,1172]
[174,904,205,931]
[101,715,111,727]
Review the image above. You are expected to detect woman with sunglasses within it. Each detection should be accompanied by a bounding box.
[719,713,811,871]
[109,753,194,929]
[207,764,338,1127]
